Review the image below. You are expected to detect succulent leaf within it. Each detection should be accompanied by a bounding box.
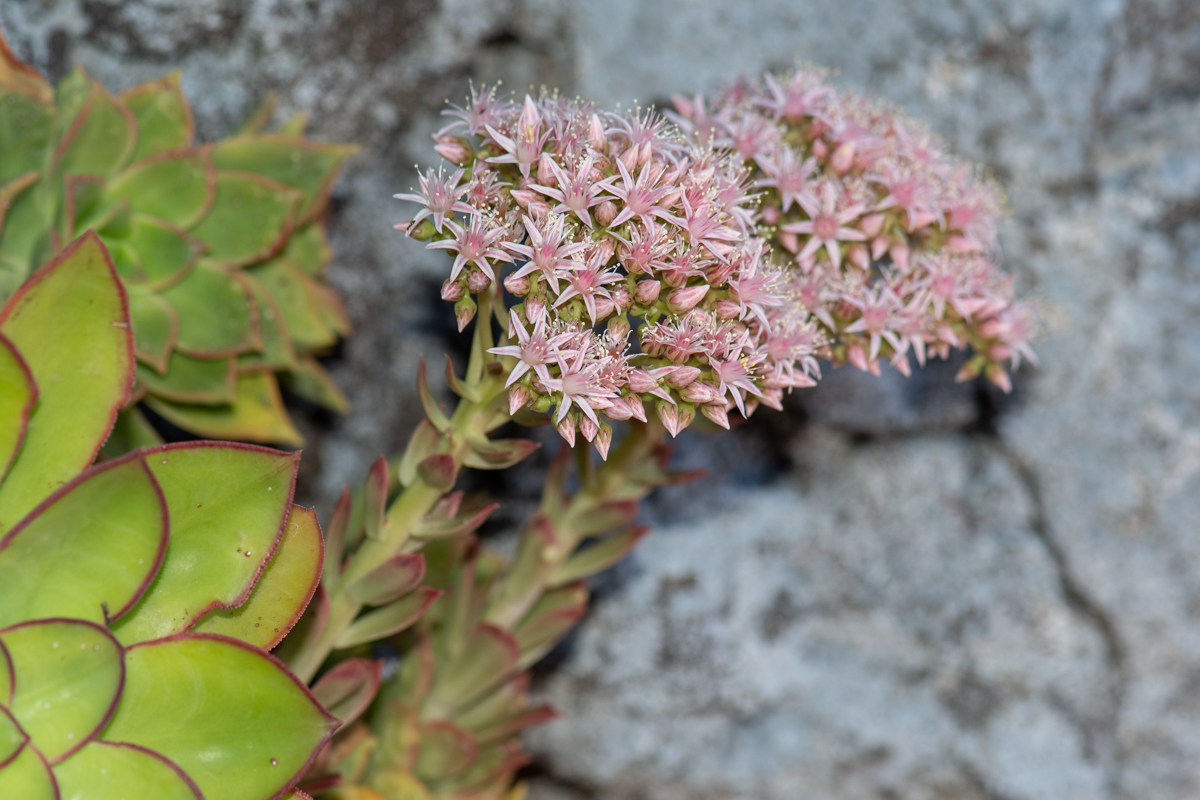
[145,370,304,446]
[190,504,323,649]
[127,288,181,374]
[283,223,332,276]
[427,625,520,714]
[110,442,298,645]
[136,352,236,405]
[0,706,27,768]
[0,454,167,629]
[336,587,441,649]
[53,740,203,800]
[414,720,478,781]
[104,148,215,229]
[120,72,192,162]
[0,333,36,483]
[0,233,133,531]
[0,742,57,799]
[283,356,349,413]
[249,257,337,351]
[190,171,301,266]
[345,553,426,607]
[161,260,259,357]
[311,658,383,728]
[101,634,337,800]
[0,618,123,763]
[56,83,136,178]
[212,135,357,225]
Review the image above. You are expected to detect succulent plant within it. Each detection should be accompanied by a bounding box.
[0,31,355,448]
[0,231,337,798]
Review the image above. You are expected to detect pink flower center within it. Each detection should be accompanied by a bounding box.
[812,214,839,241]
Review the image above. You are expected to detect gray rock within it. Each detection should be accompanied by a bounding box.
[4,2,1200,798]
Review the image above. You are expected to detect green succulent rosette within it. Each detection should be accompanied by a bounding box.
[0,232,337,799]
[0,32,355,448]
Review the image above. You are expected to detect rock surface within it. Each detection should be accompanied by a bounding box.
[4,1,1199,798]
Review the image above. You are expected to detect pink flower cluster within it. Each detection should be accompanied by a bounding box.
[669,69,1036,389]
[396,76,1033,454]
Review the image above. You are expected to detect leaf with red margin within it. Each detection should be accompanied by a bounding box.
[414,719,478,780]
[0,619,123,764]
[144,370,304,447]
[311,658,382,728]
[105,147,215,229]
[345,553,426,607]
[427,624,520,714]
[189,171,302,267]
[0,640,13,705]
[0,332,36,485]
[0,30,52,103]
[102,633,338,800]
[335,587,442,650]
[0,705,28,768]
[161,260,261,358]
[0,454,167,629]
[273,583,329,676]
[190,504,323,650]
[121,72,193,162]
[52,741,201,800]
[0,232,133,533]
[0,739,57,799]
[212,135,357,226]
[110,442,298,645]
[361,455,389,542]
[56,83,137,178]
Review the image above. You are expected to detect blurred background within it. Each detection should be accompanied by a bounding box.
[4,1,1199,798]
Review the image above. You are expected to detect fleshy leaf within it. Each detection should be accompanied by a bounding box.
[1,619,123,763]
[190,171,301,266]
[345,554,426,607]
[104,635,336,800]
[336,588,441,649]
[513,584,588,670]
[0,455,166,628]
[105,149,214,229]
[0,333,36,483]
[548,527,649,587]
[0,641,13,705]
[56,83,136,177]
[273,584,328,676]
[249,258,336,351]
[127,215,204,287]
[0,232,133,533]
[97,408,162,461]
[145,371,304,446]
[212,136,356,224]
[0,32,53,104]
[0,706,27,769]
[54,741,202,800]
[121,72,193,162]
[136,353,235,405]
[0,177,45,276]
[428,625,520,714]
[190,504,323,650]
[0,92,52,187]
[282,356,349,413]
[311,658,382,728]
[414,720,478,781]
[239,272,297,370]
[161,260,259,357]
[127,288,180,374]
[0,741,57,800]
[110,442,298,645]
[284,222,331,276]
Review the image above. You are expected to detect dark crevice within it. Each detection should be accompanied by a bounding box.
[994,442,1128,799]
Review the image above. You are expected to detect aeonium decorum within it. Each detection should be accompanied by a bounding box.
[396,78,1034,455]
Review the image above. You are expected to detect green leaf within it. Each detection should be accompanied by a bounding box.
[0,93,53,186]
[127,215,204,287]
[310,658,381,728]
[0,34,53,103]
[0,171,40,238]
[144,371,304,446]
[105,238,147,283]
[247,257,336,351]
[281,356,349,413]
[0,741,57,800]
[160,260,259,357]
[97,407,162,461]
[53,740,202,800]
[106,149,214,229]
[102,634,336,800]
[0,706,27,767]
[284,222,331,276]
[1,619,123,763]
[549,527,648,587]
[512,584,587,670]
[212,135,356,224]
[0,454,167,629]
[336,587,441,649]
[0,332,36,483]
[414,720,477,781]
[345,554,425,607]
[110,442,298,645]
[128,288,179,374]
[0,232,134,533]
[137,352,235,405]
[238,272,297,371]
[190,504,323,650]
[0,176,48,274]
[121,72,193,162]
[189,171,300,267]
[57,83,136,177]
[428,625,519,714]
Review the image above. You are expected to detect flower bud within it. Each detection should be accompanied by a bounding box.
[407,219,437,241]
[556,415,577,447]
[626,392,647,422]
[848,243,869,270]
[700,402,730,429]
[504,271,531,295]
[666,285,709,314]
[846,342,869,372]
[811,139,829,159]
[680,381,719,404]
[761,205,781,225]
[594,422,614,460]
[607,315,631,341]
[611,286,633,311]
[628,368,668,394]
[665,365,701,389]
[466,270,492,293]
[634,280,662,305]
[589,114,607,150]
[596,200,618,227]
[524,294,547,323]
[603,396,634,421]
[656,401,681,437]
[985,364,1012,393]
[705,260,737,285]
[619,145,640,174]
[455,296,477,331]
[511,188,539,208]
[441,278,467,302]
[713,298,740,319]
[890,237,910,271]
[594,296,616,320]
[528,200,552,218]
[434,134,473,165]
[860,213,885,238]
[778,230,799,253]
[532,393,555,413]
[579,415,599,442]
[831,142,856,174]
[509,384,531,415]
[537,153,559,187]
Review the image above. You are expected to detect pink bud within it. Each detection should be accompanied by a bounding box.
[557,416,578,447]
[603,397,634,421]
[667,285,709,314]
[665,343,691,363]
[579,415,599,442]
[620,145,640,173]
[528,200,552,217]
[700,402,730,429]
[871,234,889,260]
[847,342,869,372]
[680,381,718,404]
[594,423,613,460]
[607,315,631,341]
[860,213,885,238]
[434,134,472,165]
[594,296,616,320]
[642,337,664,358]
[890,238,910,271]
[511,189,539,208]
[455,297,477,331]
[626,393,647,422]
[713,298,740,319]
[848,243,869,270]
[441,278,467,302]
[627,368,666,394]
[831,142,856,174]
[656,402,682,437]
[634,280,662,305]
[985,364,1013,393]
[987,344,1013,362]
[596,200,618,227]
[778,230,799,253]
[509,384,531,415]
[611,286,632,311]
[524,294,546,323]
[504,271,531,295]
[537,153,558,186]
[665,365,701,389]
[466,270,492,293]
[761,205,781,225]
[589,114,607,150]
[811,139,829,159]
